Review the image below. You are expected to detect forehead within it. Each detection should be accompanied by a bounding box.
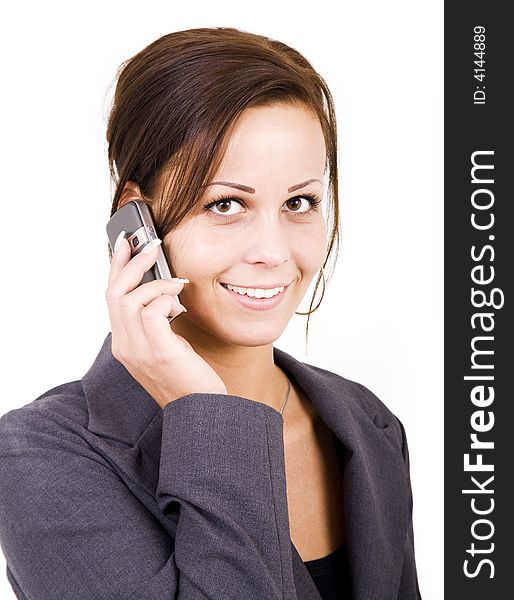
[215,103,326,182]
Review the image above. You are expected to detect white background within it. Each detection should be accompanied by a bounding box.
[0,1,443,598]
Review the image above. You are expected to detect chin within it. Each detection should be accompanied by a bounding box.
[215,321,288,348]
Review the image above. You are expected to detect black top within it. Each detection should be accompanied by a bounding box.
[303,542,352,599]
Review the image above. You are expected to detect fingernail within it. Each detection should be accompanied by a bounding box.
[181,305,188,313]
[142,239,162,254]
[172,277,190,283]
[114,230,126,253]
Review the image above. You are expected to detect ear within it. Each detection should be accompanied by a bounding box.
[118,181,144,210]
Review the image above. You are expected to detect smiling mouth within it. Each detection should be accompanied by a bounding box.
[219,282,287,299]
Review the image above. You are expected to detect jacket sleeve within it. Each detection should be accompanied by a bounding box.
[0,394,297,600]
[396,417,423,599]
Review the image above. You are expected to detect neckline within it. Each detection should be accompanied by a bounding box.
[303,542,345,566]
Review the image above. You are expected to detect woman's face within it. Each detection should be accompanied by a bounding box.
[163,102,328,348]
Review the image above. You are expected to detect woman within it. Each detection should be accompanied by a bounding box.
[0,27,421,599]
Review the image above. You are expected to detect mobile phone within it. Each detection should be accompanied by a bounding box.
[106,200,184,321]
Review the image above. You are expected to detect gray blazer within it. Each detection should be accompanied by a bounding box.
[0,332,421,600]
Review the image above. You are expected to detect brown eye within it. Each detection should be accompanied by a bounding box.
[285,195,319,214]
[203,197,244,217]
[217,200,232,213]
[286,198,302,211]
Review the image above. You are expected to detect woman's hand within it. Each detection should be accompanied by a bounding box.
[105,232,228,409]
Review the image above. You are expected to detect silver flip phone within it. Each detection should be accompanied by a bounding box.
[106,200,185,322]
[106,200,173,285]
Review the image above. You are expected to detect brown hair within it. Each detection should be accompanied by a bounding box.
[106,26,340,344]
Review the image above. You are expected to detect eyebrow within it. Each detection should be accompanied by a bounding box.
[202,178,323,194]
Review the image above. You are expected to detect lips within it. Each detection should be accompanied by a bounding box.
[219,281,289,311]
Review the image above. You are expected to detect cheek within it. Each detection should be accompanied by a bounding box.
[292,221,328,273]
[164,225,234,276]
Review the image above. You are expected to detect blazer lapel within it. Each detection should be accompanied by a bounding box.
[274,348,410,600]
[82,334,409,600]
[83,333,160,444]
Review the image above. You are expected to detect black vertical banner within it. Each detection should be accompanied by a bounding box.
[445,2,513,598]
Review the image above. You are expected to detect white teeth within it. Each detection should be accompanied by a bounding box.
[224,284,285,298]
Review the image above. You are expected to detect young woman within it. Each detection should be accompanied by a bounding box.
[0,27,421,600]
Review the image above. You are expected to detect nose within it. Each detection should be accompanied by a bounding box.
[243,214,292,267]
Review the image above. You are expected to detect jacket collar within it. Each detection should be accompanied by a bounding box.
[82,332,409,600]
[82,333,161,444]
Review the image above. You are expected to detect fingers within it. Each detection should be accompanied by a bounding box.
[122,278,188,310]
[118,278,187,351]
[108,237,163,293]
[107,231,131,286]
[140,295,185,355]
[106,231,190,361]
[106,233,133,348]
